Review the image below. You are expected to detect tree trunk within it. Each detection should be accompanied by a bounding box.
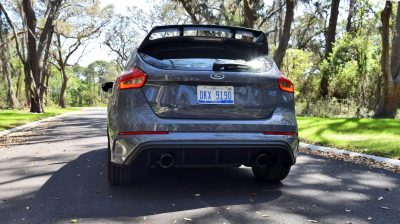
[30,95,44,113]
[3,63,19,108]
[320,0,341,98]
[178,0,199,24]
[16,67,22,100]
[24,66,31,107]
[59,69,68,108]
[0,17,19,108]
[346,0,355,33]
[375,82,400,118]
[243,0,254,28]
[374,2,400,118]
[21,0,62,113]
[273,0,294,69]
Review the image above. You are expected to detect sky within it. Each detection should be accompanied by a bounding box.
[71,0,149,66]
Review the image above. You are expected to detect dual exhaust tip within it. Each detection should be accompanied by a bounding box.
[158,153,270,168]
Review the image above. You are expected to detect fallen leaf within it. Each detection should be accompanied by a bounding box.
[379,206,390,210]
[378,196,384,201]
[367,217,372,221]
[70,219,78,224]
[308,220,318,223]
[225,207,230,210]
[183,217,192,221]
[262,214,269,217]
[345,209,352,212]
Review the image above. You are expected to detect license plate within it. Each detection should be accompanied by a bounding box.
[197,86,234,104]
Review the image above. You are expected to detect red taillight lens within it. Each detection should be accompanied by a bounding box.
[117,67,147,90]
[119,131,169,135]
[263,131,297,136]
[278,75,294,93]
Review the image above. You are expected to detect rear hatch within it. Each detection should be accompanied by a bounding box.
[137,25,280,120]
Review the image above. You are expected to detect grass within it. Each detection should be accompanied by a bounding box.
[297,116,400,159]
[0,107,81,131]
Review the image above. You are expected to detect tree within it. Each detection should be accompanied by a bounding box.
[320,0,340,98]
[51,0,111,108]
[104,1,187,69]
[0,9,19,108]
[374,1,400,118]
[0,0,63,112]
[273,0,294,69]
[104,16,140,70]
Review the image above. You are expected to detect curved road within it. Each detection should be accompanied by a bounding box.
[0,108,399,224]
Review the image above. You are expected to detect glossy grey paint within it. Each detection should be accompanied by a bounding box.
[107,44,298,167]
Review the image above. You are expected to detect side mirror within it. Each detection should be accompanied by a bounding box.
[101,82,114,92]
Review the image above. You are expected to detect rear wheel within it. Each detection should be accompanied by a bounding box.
[107,128,131,185]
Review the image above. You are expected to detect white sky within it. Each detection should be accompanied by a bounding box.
[71,0,150,66]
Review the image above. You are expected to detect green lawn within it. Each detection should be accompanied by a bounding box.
[297,117,400,159]
[0,107,81,131]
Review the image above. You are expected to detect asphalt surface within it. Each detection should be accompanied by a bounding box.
[0,108,399,224]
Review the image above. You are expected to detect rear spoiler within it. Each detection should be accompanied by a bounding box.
[138,24,269,55]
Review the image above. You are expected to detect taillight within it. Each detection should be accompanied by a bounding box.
[119,131,169,135]
[278,75,294,93]
[117,67,147,90]
[263,131,297,136]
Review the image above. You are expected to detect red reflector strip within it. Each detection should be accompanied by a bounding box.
[119,131,169,135]
[263,131,297,136]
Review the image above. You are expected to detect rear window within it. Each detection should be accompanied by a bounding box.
[140,53,274,72]
[148,27,258,41]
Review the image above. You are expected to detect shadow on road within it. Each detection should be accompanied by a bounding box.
[13,148,282,223]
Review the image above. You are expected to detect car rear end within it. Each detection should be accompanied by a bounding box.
[106,25,298,185]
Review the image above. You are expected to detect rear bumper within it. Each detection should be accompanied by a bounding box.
[110,132,298,167]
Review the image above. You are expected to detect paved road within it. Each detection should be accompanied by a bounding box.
[0,108,399,224]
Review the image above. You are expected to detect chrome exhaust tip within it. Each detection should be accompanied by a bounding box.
[159,154,174,168]
[255,154,270,167]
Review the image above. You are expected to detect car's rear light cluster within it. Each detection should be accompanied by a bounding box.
[263,131,297,136]
[117,67,147,90]
[278,74,294,93]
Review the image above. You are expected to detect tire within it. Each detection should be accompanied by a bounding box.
[107,128,131,185]
[252,163,291,182]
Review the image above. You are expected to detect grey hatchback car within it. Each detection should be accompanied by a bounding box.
[102,25,298,185]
